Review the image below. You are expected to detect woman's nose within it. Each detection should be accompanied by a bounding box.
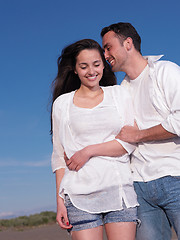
[88,66,95,75]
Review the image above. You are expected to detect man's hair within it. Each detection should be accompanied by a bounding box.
[101,22,141,53]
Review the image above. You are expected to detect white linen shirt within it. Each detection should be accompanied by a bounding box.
[121,55,180,182]
[51,85,138,213]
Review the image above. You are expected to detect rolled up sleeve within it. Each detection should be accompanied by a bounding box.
[160,62,180,136]
[113,86,136,154]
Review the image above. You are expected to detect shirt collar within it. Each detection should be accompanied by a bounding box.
[123,55,164,82]
[143,55,164,67]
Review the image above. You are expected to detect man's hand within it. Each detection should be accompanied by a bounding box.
[116,122,140,143]
[64,147,91,171]
[116,122,177,143]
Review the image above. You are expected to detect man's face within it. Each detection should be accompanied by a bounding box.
[102,31,128,72]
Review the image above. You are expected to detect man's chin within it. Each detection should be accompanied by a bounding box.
[111,65,118,72]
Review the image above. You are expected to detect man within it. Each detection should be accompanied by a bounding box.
[101,22,180,239]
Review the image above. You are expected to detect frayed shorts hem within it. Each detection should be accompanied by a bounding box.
[65,195,139,232]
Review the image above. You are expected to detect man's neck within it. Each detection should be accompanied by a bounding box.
[126,54,148,80]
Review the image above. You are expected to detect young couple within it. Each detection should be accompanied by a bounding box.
[51,23,180,240]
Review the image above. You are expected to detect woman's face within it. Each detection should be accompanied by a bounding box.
[75,49,104,90]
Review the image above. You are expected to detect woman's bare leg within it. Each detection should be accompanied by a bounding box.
[71,225,103,240]
[105,222,136,240]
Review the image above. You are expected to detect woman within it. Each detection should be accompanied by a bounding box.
[51,39,139,240]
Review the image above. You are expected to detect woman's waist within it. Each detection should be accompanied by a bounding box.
[61,160,133,189]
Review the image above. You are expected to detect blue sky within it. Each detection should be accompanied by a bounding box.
[0,0,180,219]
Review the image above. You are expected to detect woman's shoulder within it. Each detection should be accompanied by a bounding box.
[53,91,75,111]
[54,91,74,104]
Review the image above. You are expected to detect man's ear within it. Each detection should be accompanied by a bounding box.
[124,37,133,51]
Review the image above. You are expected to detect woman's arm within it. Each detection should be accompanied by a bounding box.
[66,87,136,171]
[66,139,128,171]
[55,169,72,229]
[52,102,72,229]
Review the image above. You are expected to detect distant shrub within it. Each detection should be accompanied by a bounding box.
[0,211,56,229]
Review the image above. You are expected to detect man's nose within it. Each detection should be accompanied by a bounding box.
[104,50,109,60]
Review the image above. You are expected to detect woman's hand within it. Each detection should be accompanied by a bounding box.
[65,147,91,171]
[65,137,129,171]
[56,196,72,230]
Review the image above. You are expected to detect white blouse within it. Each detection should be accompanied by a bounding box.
[51,85,138,213]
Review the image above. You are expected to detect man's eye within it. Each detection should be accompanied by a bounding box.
[95,64,100,67]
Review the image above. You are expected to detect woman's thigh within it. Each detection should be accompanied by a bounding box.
[71,226,103,240]
[103,205,138,240]
[105,222,136,240]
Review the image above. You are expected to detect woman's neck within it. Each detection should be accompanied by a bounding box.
[74,86,104,109]
[76,85,102,98]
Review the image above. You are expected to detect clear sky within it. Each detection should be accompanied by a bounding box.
[0,0,180,219]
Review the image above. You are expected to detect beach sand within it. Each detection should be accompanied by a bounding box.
[0,224,178,240]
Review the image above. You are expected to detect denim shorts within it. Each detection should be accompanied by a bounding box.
[64,195,139,232]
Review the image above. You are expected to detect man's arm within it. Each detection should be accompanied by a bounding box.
[118,61,180,144]
[116,123,177,143]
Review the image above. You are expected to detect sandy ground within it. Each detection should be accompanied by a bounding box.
[0,224,178,240]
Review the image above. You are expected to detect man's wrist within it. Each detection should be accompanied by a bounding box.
[136,129,144,142]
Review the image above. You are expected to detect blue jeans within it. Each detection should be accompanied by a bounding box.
[134,176,180,240]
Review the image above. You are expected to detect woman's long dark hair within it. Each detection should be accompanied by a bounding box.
[50,39,117,135]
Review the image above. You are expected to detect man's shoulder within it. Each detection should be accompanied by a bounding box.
[154,60,180,79]
[154,59,180,70]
